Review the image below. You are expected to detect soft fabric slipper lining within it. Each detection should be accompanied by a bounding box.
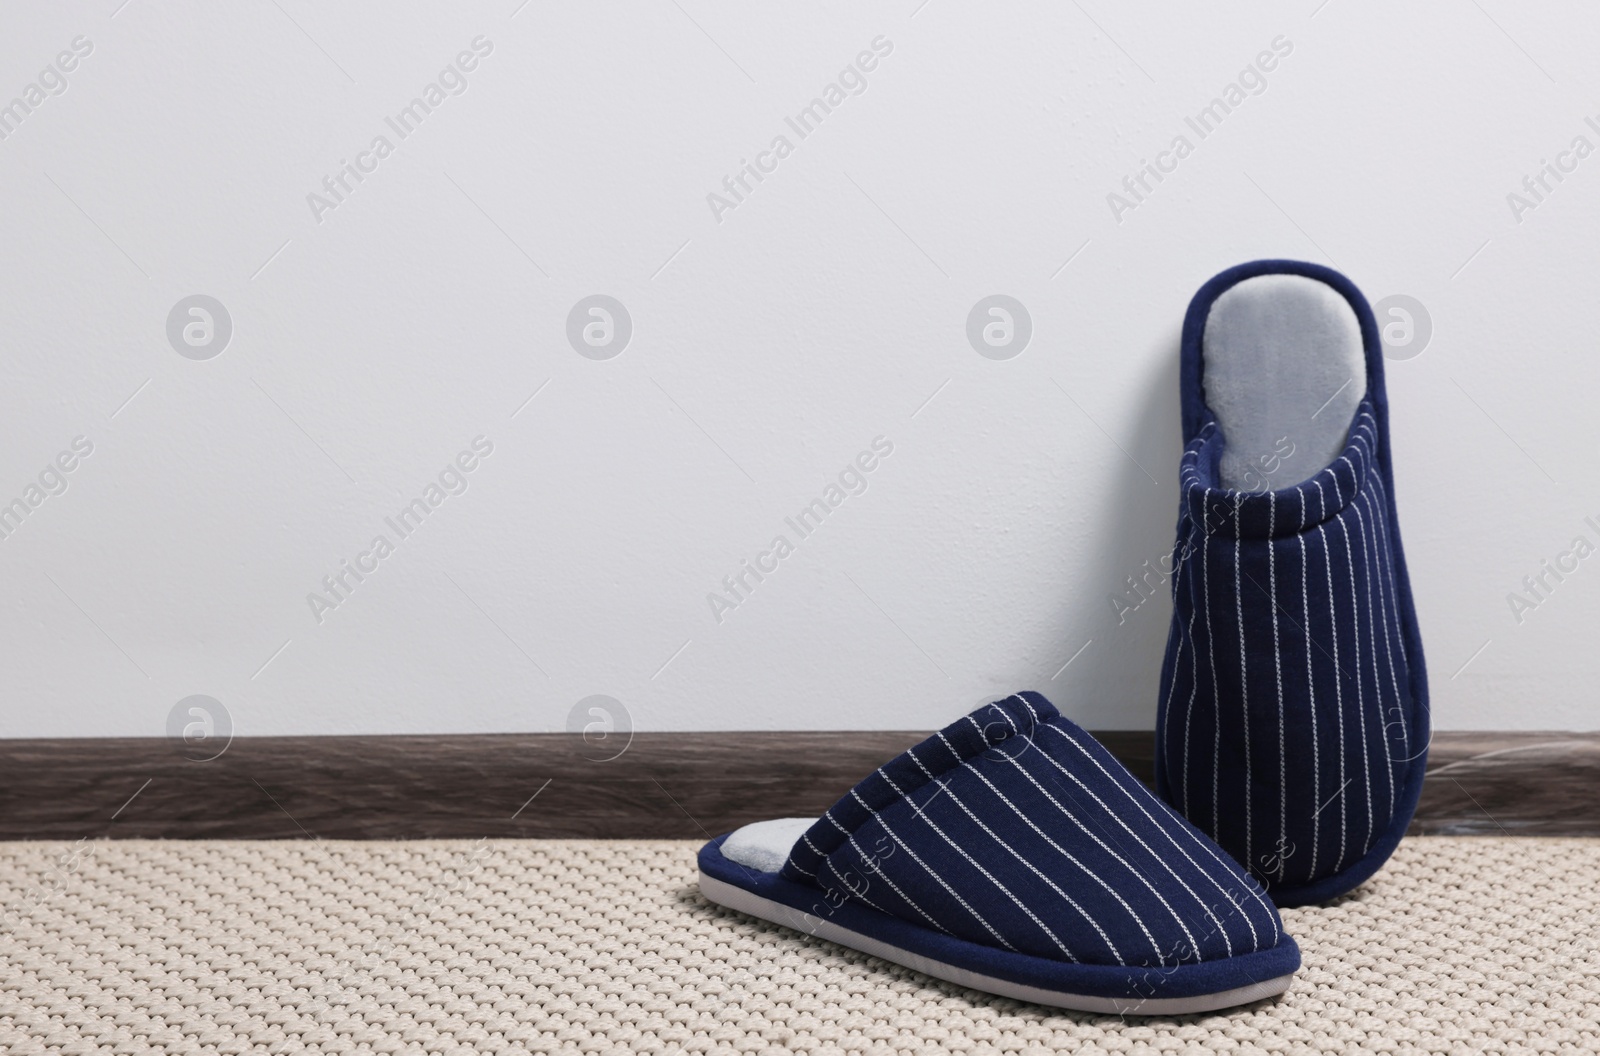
[1201,273,1365,491]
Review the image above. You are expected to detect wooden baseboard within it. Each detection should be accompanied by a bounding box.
[0,731,1593,840]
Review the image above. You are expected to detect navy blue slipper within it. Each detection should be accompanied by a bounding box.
[1155,260,1430,908]
[699,693,1299,1014]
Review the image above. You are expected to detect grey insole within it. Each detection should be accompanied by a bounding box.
[1201,274,1366,491]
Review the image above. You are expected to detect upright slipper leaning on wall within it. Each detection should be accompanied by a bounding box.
[1155,260,1430,907]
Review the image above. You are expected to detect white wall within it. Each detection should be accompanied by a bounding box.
[3,1,1597,739]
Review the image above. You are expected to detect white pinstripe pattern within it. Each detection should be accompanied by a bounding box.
[860,774,1016,951]
[1012,695,1274,954]
[1159,393,1420,890]
[1318,521,1350,874]
[793,688,1292,968]
[825,851,892,918]
[1349,498,1396,818]
[1361,476,1410,755]
[963,714,1015,755]
[1332,476,1375,856]
[1160,571,1187,808]
[1040,722,1270,954]
[1368,474,1413,672]
[1204,503,1221,840]
[1268,490,1286,882]
[1349,419,1401,790]
[998,739,1203,960]
[887,766,959,829]
[1233,492,1252,870]
[1179,428,1224,841]
[1010,698,1243,948]
[920,765,1095,964]
[1180,548,1202,817]
[1355,415,1377,470]
[960,745,1164,960]
[1356,483,1408,755]
[896,748,1076,960]
[1299,527,1320,884]
[1030,725,1249,957]
[844,830,949,936]
[945,704,1274,963]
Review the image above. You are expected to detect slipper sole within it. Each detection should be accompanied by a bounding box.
[698,839,1298,1016]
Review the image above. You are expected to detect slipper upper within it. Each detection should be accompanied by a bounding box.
[1157,259,1429,904]
[779,692,1285,969]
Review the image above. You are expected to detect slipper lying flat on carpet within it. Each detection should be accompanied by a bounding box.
[699,692,1299,1015]
[1155,260,1430,908]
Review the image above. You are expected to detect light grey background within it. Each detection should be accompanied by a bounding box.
[2,1,1596,738]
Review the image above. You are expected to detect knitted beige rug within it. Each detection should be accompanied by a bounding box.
[2,837,1596,1053]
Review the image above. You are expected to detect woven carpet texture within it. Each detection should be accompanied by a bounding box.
[2,837,1597,1053]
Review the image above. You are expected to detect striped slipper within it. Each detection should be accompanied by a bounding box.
[698,693,1299,1015]
[1155,260,1430,907]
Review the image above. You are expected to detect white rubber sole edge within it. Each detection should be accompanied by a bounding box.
[699,871,1293,1016]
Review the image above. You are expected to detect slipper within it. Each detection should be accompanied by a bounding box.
[1155,260,1430,908]
[698,692,1299,1015]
